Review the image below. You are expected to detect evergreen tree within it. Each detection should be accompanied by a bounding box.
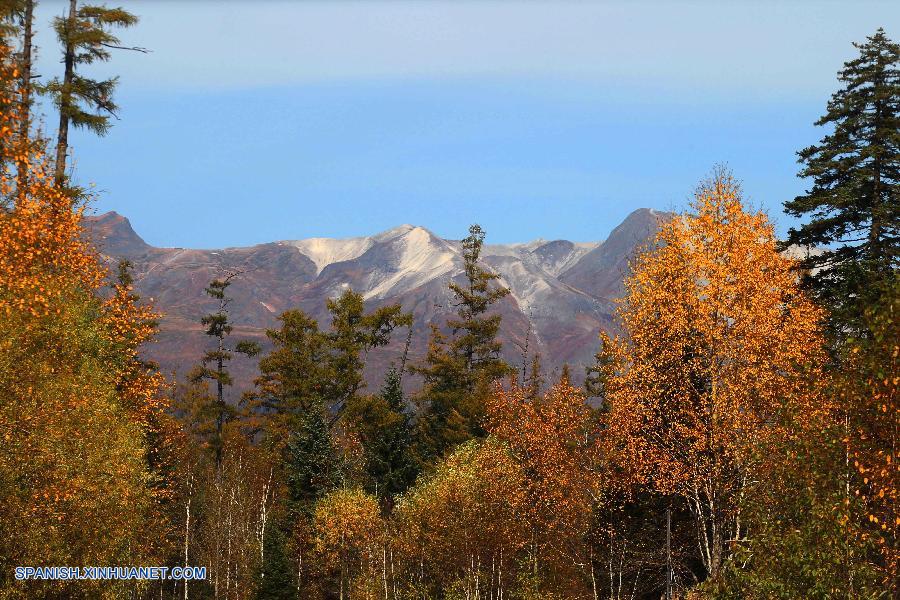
[323,288,411,422]
[246,291,410,440]
[345,367,418,509]
[192,274,260,468]
[285,405,342,513]
[42,0,145,185]
[244,308,329,446]
[413,224,513,461]
[255,518,295,600]
[783,28,899,336]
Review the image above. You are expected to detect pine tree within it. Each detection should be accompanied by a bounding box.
[412,224,513,461]
[783,28,899,336]
[192,274,260,468]
[42,0,145,185]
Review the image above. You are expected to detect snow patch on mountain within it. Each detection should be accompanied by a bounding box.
[363,227,458,300]
[287,235,374,274]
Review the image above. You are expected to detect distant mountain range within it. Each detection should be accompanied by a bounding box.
[84,209,668,401]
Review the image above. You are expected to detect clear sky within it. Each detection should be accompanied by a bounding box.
[31,1,899,247]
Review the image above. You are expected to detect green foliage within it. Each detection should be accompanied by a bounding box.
[412,224,514,462]
[41,2,141,136]
[344,367,418,508]
[703,426,881,599]
[783,28,900,337]
[255,518,296,600]
[323,288,411,418]
[191,275,259,466]
[247,289,410,445]
[285,404,343,514]
[245,308,329,444]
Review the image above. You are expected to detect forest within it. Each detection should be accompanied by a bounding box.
[0,2,897,599]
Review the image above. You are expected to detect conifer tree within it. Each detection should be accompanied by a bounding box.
[323,288,411,422]
[255,518,295,600]
[413,224,513,461]
[246,291,410,441]
[345,367,418,508]
[244,309,329,447]
[42,0,145,185]
[285,405,342,513]
[783,28,899,336]
[193,274,260,468]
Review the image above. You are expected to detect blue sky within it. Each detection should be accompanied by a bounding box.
[32,1,899,247]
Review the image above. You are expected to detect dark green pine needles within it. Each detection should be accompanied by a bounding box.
[783,28,899,338]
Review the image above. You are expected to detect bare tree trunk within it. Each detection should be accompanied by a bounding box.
[54,0,76,186]
[184,473,193,600]
[16,0,34,199]
[382,538,389,600]
[258,467,273,567]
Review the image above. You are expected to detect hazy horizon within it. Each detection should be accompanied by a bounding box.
[31,1,900,247]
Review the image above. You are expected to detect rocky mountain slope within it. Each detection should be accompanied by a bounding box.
[84,209,667,402]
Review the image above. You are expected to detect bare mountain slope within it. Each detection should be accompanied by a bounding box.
[84,210,666,400]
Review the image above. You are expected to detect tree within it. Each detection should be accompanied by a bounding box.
[602,170,828,583]
[413,224,514,461]
[285,406,343,514]
[0,58,161,595]
[244,309,329,447]
[256,517,295,600]
[344,366,418,509]
[783,28,899,336]
[322,288,411,423]
[192,274,260,468]
[246,290,410,439]
[313,487,383,600]
[42,1,145,185]
[487,380,604,596]
[394,439,528,599]
[0,0,36,194]
[283,404,344,597]
[837,276,899,591]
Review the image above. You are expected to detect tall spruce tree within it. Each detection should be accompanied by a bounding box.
[285,405,342,513]
[783,28,899,336]
[42,1,145,185]
[345,366,418,509]
[192,274,260,468]
[412,224,513,461]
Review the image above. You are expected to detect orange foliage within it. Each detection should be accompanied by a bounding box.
[0,34,173,589]
[600,170,828,578]
[487,381,602,561]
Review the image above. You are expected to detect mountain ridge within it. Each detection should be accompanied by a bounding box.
[84,208,667,399]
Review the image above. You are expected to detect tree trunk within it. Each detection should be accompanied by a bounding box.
[184,472,193,600]
[16,0,34,199]
[54,0,76,186]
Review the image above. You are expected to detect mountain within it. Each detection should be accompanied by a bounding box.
[83,209,667,402]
